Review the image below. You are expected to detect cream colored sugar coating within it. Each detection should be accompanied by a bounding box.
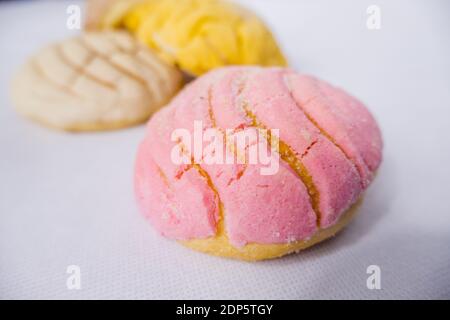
[11,31,182,131]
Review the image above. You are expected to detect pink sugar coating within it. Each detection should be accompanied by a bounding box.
[134,67,383,246]
[135,104,219,240]
[135,132,219,239]
[200,129,318,246]
[237,69,363,228]
[286,73,383,186]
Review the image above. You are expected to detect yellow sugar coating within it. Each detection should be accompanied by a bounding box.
[99,0,287,75]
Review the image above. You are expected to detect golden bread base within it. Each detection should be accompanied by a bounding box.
[180,199,361,261]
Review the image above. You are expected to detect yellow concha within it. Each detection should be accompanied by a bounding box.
[90,0,288,76]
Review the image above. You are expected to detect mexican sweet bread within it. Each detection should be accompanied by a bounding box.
[134,66,383,261]
[85,0,287,76]
[11,31,182,131]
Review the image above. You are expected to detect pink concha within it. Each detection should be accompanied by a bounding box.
[134,66,383,247]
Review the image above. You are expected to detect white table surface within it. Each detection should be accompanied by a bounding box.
[1,0,449,299]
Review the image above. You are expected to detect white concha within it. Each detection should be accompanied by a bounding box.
[11,31,182,131]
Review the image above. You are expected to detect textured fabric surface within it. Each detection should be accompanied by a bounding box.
[1,0,450,299]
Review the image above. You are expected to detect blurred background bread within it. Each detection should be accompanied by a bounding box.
[11,31,182,131]
[85,0,287,76]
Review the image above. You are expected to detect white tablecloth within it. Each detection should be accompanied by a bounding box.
[1,0,449,299]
